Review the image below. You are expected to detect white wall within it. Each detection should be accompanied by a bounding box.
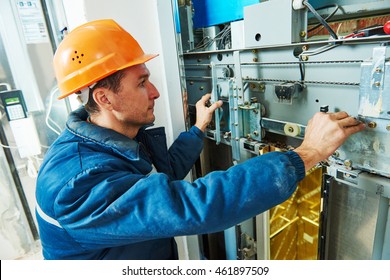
[61,0,186,144]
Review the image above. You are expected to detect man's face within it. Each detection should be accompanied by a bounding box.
[108,64,160,128]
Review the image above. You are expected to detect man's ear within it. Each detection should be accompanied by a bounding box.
[92,88,112,110]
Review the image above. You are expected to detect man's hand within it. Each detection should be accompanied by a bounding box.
[294,111,365,172]
[194,93,223,132]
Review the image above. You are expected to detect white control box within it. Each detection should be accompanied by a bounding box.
[9,117,41,158]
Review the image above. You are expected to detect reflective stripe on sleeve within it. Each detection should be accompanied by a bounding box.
[35,203,63,229]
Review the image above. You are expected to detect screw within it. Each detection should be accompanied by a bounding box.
[301,55,309,61]
[386,125,390,131]
[375,67,382,73]
[344,159,352,167]
[253,58,258,62]
[300,31,307,37]
[253,131,259,136]
[368,122,377,128]
[375,81,381,87]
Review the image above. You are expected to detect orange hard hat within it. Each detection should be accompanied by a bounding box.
[53,19,158,99]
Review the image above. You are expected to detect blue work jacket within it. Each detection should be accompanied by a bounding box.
[35,107,305,260]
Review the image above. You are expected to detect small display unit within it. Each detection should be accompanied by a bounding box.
[0,90,28,121]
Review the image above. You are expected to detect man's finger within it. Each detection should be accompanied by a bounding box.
[331,111,349,120]
[208,100,223,111]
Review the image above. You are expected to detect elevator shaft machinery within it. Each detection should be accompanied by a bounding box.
[179,1,390,260]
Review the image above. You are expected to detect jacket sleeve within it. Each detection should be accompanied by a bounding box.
[139,126,204,180]
[167,125,204,179]
[54,150,305,249]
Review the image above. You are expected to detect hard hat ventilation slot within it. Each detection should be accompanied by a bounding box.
[72,51,84,64]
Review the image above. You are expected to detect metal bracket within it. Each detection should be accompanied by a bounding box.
[229,79,241,161]
[359,46,388,119]
[210,62,221,144]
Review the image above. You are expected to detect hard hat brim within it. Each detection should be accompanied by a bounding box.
[57,53,159,100]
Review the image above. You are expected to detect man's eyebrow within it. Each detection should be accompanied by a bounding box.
[137,73,150,81]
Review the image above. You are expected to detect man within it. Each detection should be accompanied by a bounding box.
[35,19,365,260]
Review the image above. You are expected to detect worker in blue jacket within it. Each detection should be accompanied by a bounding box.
[35,19,365,260]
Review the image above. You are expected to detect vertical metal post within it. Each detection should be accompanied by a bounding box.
[0,122,39,240]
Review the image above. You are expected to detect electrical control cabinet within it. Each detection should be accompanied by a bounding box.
[175,0,390,260]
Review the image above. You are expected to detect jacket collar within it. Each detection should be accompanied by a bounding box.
[66,106,141,161]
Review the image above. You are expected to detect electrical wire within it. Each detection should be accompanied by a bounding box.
[45,86,62,135]
[298,43,340,85]
[307,4,339,34]
[0,142,19,149]
[303,0,338,40]
[192,24,231,51]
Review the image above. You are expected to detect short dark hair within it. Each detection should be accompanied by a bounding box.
[84,69,127,114]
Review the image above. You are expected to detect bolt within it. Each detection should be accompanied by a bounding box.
[253,131,259,136]
[189,81,194,85]
[301,55,309,61]
[387,125,390,131]
[333,150,340,157]
[253,58,258,62]
[375,81,381,87]
[375,67,382,73]
[199,86,204,90]
[368,122,377,128]
[300,31,307,37]
[252,49,257,54]
[344,159,352,168]
[288,127,294,133]
[302,45,309,51]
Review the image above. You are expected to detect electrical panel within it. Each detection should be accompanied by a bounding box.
[176,0,390,260]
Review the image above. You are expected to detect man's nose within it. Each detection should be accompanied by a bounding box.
[149,83,160,99]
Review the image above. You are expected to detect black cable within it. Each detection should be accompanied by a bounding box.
[303,0,338,40]
[299,57,305,85]
[307,4,339,33]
